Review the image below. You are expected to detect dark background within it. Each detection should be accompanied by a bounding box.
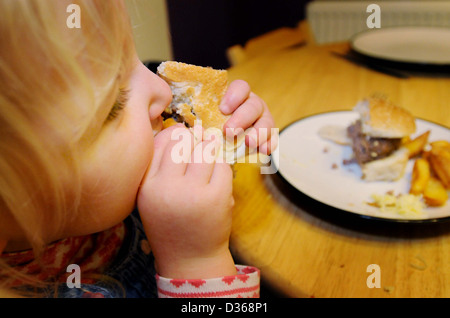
[166,0,312,69]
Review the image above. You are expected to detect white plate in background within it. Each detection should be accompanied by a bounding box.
[272,111,450,222]
[351,27,450,65]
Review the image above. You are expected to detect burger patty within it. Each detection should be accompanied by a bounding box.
[347,120,401,164]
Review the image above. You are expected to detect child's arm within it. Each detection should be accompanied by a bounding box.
[137,124,261,297]
[138,82,274,297]
[137,124,237,280]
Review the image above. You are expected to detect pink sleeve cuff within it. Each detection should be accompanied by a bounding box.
[155,265,260,298]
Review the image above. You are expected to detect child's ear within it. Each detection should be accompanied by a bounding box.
[0,239,7,254]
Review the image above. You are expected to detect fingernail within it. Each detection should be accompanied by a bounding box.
[219,101,230,114]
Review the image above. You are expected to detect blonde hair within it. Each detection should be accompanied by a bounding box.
[0,0,136,294]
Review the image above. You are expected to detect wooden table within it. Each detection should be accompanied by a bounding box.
[227,42,450,298]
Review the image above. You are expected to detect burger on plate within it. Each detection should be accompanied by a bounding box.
[320,96,416,181]
[348,96,416,181]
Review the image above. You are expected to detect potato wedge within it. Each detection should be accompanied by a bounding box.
[410,158,430,195]
[403,131,430,158]
[430,140,450,152]
[423,177,448,206]
[401,136,411,145]
[428,146,450,189]
[421,150,431,161]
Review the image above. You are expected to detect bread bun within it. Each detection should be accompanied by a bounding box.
[318,124,352,145]
[157,61,230,130]
[157,61,245,163]
[361,147,409,181]
[354,96,416,138]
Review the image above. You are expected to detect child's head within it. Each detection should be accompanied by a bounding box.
[0,0,171,258]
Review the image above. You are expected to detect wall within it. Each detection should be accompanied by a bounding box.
[166,0,311,69]
[125,0,173,63]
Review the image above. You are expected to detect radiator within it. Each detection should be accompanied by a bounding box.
[306,1,450,44]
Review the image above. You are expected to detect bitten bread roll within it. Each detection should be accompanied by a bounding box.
[157,61,246,163]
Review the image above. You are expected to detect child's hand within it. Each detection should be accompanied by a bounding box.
[220,80,277,155]
[137,124,237,279]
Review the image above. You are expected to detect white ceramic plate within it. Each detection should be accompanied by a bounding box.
[351,26,450,65]
[271,111,450,222]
